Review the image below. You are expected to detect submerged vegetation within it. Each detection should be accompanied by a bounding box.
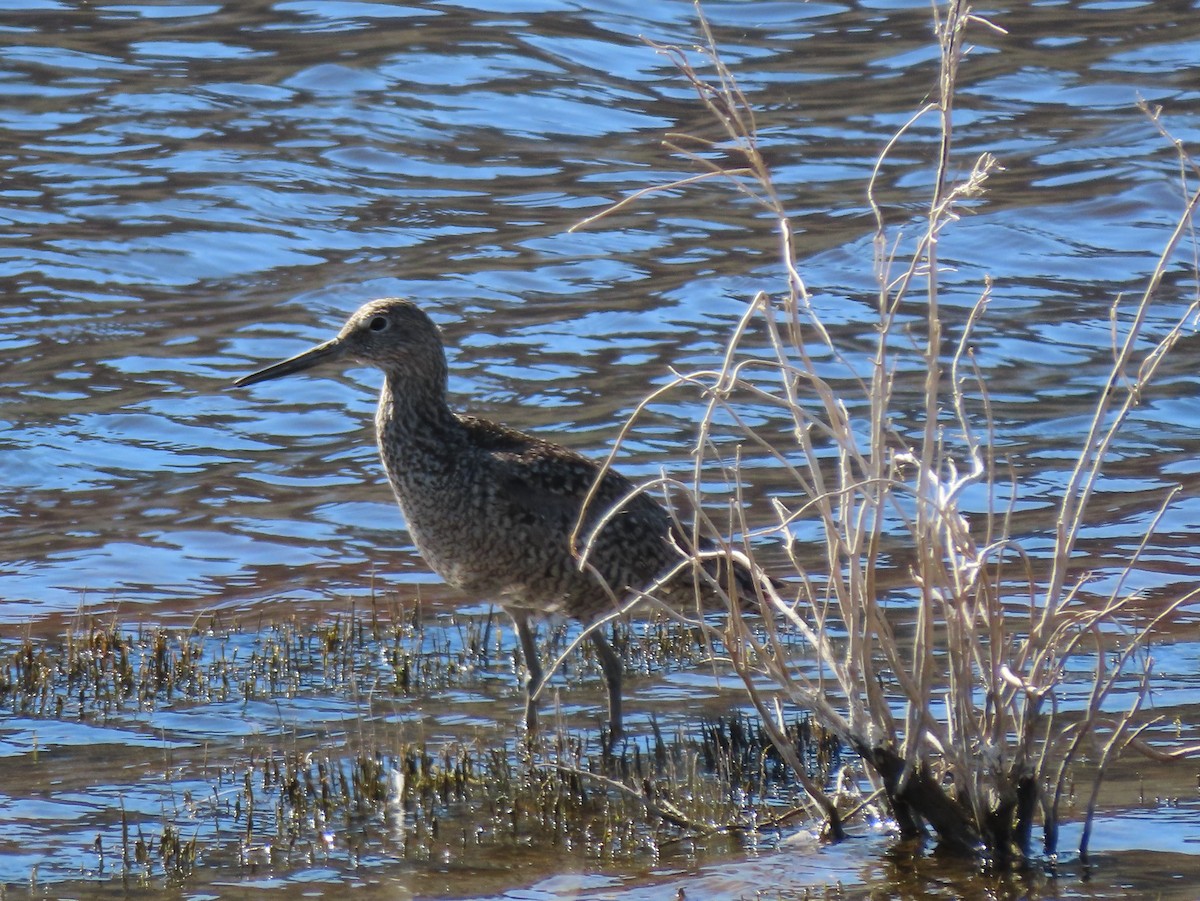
[0,609,833,888]
[572,0,1200,865]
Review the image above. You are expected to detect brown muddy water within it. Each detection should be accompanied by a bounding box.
[3,0,1200,897]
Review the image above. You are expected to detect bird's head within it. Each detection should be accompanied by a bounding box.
[234,297,447,389]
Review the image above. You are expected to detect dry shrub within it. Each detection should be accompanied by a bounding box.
[576,0,1200,862]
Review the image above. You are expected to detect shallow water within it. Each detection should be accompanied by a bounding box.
[3,0,1200,897]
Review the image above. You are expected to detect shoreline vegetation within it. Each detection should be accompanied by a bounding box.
[0,608,832,886]
[569,0,1200,865]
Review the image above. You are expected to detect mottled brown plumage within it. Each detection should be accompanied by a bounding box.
[235,297,752,737]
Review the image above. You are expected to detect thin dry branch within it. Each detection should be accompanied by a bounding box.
[576,0,1200,861]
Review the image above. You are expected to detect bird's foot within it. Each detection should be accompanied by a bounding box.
[598,719,626,760]
[522,693,541,739]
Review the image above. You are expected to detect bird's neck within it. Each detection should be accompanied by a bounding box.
[376,370,465,469]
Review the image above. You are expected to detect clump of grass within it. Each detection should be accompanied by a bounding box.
[0,606,835,886]
[166,715,829,877]
[0,596,465,718]
[577,0,1200,863]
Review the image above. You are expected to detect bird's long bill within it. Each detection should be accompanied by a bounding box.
[233,337,345,387]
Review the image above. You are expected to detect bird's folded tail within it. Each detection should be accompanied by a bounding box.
[653,542,781,617]
[703,550,783,615]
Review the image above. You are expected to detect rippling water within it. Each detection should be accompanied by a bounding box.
[5,0,1199,622]
[3,0,1200,896]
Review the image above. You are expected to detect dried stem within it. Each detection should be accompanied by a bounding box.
[572,0,1200,861]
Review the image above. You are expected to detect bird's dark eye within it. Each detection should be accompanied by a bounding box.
[368,315,389,332]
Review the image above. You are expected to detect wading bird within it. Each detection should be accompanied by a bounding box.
[235,298,763,738]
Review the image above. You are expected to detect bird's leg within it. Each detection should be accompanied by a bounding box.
[513,613,543,734]
[588,629,624,742]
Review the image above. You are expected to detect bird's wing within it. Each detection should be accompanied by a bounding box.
[455,415,775,609]
[457,413,673,550]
